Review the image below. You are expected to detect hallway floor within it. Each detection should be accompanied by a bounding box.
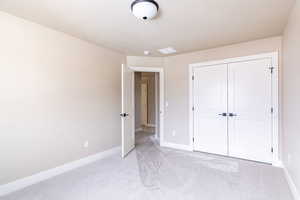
[1,131,293,200]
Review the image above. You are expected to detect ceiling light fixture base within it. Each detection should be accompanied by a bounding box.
[131,0,159,20]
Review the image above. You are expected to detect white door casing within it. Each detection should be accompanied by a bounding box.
[121,64,135,158]
[193,64,228,156]
[228,59,273,163]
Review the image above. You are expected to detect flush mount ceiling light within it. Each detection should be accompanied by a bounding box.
[131,0,159,20]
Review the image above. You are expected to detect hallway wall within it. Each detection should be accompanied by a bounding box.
[134,72,156,130]
[142,72,156,126]
[134,72,142,130]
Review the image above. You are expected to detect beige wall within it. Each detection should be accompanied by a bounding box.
[282,0,300,192]
[127,56,164,68]
[134,72,142,129]
[148,74,156,125]
[142,73,156,125]
[0,12,125,185]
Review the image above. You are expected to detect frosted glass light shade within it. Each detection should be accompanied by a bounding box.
[131,0,159,20]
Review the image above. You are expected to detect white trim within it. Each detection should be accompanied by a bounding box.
[283,164,300,200]
[188,63,195,151]
[272,160,283,168]
[129,67,164,146]
[189,52,279,68]
[130,67,163,73]
[161,142,193,152]
[189,52,280,165]
[121,64,125,157]
[131,67,135,151]
[0,146,121,197]
[135,127,143,132]
[270,52,280,165]
[146,124,156,128]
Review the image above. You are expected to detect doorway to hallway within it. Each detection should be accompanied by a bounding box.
[121,66,164,158]
[134,72,158,139]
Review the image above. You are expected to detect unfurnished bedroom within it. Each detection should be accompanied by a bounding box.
[0,0,299,199]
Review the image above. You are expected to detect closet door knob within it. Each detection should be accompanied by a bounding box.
[228,113,237,117]
[218,113,227,117]
[120,113,129,117]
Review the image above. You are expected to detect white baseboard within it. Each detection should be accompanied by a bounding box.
[0,146,121,197]
[161,142,193,152]
[146,124,156,128]
[135,127,143,132]
[272,160,283,168]
[282,164,300,200]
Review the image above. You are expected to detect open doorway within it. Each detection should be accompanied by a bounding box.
[121,65,164,158]
[134,72,159,143]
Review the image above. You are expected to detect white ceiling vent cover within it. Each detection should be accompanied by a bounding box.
[158,47,177,55]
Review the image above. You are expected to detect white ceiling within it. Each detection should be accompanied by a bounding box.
[0,0,295,56]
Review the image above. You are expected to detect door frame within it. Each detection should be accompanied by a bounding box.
[188,52,280,166]
[129,67,164,145]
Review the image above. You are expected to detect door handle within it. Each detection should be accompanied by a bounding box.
[218,113,227,117]
[228,113,237,117]
[120,113,129,117]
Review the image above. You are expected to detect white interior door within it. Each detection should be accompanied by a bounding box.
[121,64,135,158]
[228,59,272,163]
[193,64,228,156]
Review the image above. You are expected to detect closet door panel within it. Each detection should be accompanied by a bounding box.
[228,59,272,163]
[193,64,228,156]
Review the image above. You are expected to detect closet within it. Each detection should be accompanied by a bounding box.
[192,54,278,164]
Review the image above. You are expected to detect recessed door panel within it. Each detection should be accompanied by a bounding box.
[228,59,272,163]
[193,64,228,156]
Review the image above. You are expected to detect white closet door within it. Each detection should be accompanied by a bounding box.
[228,59,272,163]
[193,64,228,156]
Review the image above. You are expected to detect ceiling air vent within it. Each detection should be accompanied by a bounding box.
[158,47,177,55]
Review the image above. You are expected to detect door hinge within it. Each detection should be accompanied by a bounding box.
[269,67,274,74]
[192,75,195,80]
[193,137,194,142]
[271,107,274,114]
[271,147,274,153]
[192,106,195,111]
